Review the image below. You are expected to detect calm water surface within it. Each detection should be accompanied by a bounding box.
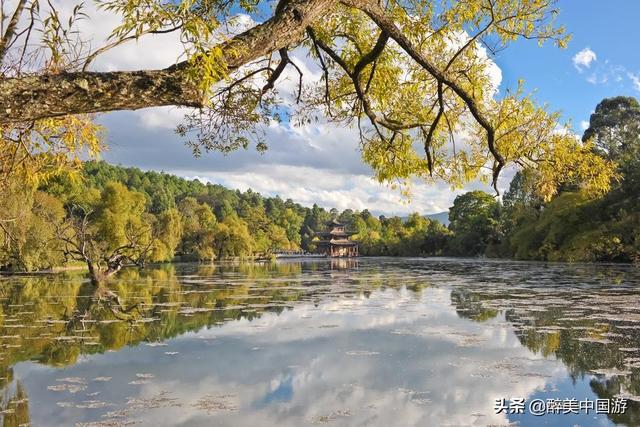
[0,258,639,426]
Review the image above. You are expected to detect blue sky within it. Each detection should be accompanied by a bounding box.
[496,0,640,131]
[88,1,640,215]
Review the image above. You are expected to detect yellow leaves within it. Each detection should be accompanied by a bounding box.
[40,115,104,156]
[188,46,228,98]
[299,1,575,199]
[438,0,568,49]
[535,137,618,201]
[23,0,588,208]
[97,0,226,94]
[486,90,616,200]
[0,115,103,190]
[362,131,426,182]
[99,0,219,42]
[555,32,571,49]
[357,70,616,203]
[94,182,151,252]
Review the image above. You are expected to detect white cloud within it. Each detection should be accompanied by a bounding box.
[628,72,640,92]
[572,47,597,71]
[70,2,258,72]
[580,120,590,131]
[190,166,458,215]
[137,107,187,130]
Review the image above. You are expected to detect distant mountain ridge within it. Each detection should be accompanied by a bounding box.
[399,212,450,226]
[426,212,450,226]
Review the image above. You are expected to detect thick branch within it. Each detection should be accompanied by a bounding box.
[0,0,336,123]
[348,0,506,188]
[309,27,419,136]
[424,82,444,175]
[0,0,29,64]
[262,48,290,94]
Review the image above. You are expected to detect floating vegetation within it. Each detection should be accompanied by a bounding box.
[577,337,613,344]
[57,402,75,408]
[410,392,431,405]
[75,420,139,427]
[311,409,352,424]
[74,400,112,409]
[126,391,182,410]
[390,329,418,336]
[133,318,160,324]
[345,350,380,356]
[57,377,87,384]
[178,307,215,315]
[48,383,87,393]
[590,368,632,377]
[144,342,167,347]
[134,374,154,379]
[191,394,238,414]
[398,388,432,404]
[101,410,130,419]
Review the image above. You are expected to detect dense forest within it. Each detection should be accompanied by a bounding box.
[1,96,639,281]
[0,158,455,277]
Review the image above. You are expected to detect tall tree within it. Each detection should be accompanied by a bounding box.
[177,197,217,261]
[582,96,640,192]
[0,188,65,271]
[212,215,253,260]
[448,191,501,256]
[58,182,155,283]
[151,208,183,262]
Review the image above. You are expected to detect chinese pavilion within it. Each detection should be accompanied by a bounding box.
[315,219,359,257]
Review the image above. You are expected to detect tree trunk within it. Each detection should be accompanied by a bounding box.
[87,261,101,285]
[87,259,122,285]
[0,0,337,124]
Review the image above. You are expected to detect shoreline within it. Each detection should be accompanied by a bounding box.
[1,255,636,277]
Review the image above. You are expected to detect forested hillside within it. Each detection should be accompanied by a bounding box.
[0,160,452,277]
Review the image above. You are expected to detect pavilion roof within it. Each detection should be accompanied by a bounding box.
[316,230,355,238]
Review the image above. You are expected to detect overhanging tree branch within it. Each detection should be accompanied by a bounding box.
[0,0,337,123]
[346,0,506,189]
[0,0,574,195]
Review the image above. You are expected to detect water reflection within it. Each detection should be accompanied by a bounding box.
[0,259,638,425]
[0,381,30,427]
[441,259,640,426]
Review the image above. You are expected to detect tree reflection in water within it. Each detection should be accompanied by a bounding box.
[0,381,30,427]
[0,259,638,425]
[447,261,640,426]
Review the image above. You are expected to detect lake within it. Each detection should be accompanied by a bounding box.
[0,258,638,426]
